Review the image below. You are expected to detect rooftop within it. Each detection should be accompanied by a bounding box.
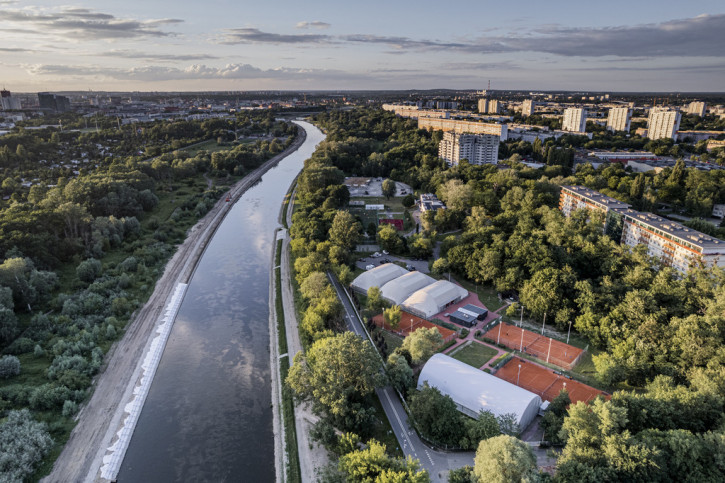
[561,185,631,209]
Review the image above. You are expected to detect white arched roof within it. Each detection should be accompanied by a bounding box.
[418,354,541,430]
[401,280,468,318]
[380,271,436,305]
[350,263,409,293]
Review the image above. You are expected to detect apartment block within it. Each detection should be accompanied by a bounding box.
[559,186,725,271]
[606,107,632,132]
[438,132,499,166]
[648,108,681,140]
[418,117,508,140]
[562,108,587,133]
[478,99,500,114]
[521,99,535,117]
[686,101,707,117]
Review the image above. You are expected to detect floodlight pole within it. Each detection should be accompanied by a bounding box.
[541,311,547,335]
[517,363,522,386]
[497,323,501,345]
[567,319,572,345]
[520,328,524,351]
[547,337,552,363]
[520,305,524,327]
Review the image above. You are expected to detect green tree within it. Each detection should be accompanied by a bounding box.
[473,435,537,483]
[386,352,413,393]
[402,194,416,208]
[329,210,362,252]
[378,224,404,253]
[461,410,501,450]
[300,271,330,300]
[384,304,402,330]
[337,440,429,482]
[286,332,385,417]
[367,286,386,313]
[382,179,396,199]
[409,383,465,446]
[401,327,443,365]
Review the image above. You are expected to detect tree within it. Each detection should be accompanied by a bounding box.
[461,410,501,449]
[409,383,465,446]
[439,179,473,212]
[540,390,570,445]
[337,440,429,482]
[367,286,386,314]
[286,332,385,417]
[382,179,396,199]
[401,327,443,365]
[386,352,413,393]
[0,355,21,378]
[447,466,477,483]
[473,435,537,483]
[402,194,416,208]
[76,258,102,283]
[378,224,404,253]
[383,305,402,330]
[0,409,54,482]
[431,258,450,277]
[300,271,330,300]
[329,210,362,252]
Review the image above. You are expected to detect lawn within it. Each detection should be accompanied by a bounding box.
[450,342,498,368]
[377,329,404,352]
[452,277,505,312]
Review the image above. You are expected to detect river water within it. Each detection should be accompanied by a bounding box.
[118,121,324,482]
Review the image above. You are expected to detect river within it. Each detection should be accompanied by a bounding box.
[117,121,324,482]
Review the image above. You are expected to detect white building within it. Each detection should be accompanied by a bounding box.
[418,354,542,429]
[648,108,681,140]
[478,99,500,114]
[607,107,632,132]
[438,131,500,166]
[350,263,409,294]
[401,280,468,319]
[380,271,436,305]
[562,108,587,133]
[686,101,707,117]
[521,99,535,117]
[0,90,21,110]
[418,118,508,141]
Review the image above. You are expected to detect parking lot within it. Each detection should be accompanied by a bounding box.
[345,178,412,197]
[354,253,430,273]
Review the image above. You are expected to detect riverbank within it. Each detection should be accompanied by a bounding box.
[43,126,307,483]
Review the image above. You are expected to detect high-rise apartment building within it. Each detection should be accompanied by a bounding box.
[521,99,535,117]
[0,89,21,110]
[438,132,500,166]
[559,186,725,272]
[38,92,71,112]
[478,99,500,114]
[562,108,587,133]
[606,107,632,132]
[418,118,508,140]
[686,101,706,117]
[647,108,681,140]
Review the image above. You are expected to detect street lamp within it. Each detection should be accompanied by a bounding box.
[567,319,573,345]
[519,304,524,327]
[517,363,522,386]
[541,311,547,335]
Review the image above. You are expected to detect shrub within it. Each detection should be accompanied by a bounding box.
[62,400,79,417]
[5,337,35,355]
[459,328,470,338]
[0,409,54,482]
[0,355,21,378]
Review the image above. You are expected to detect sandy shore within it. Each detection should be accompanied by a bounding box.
[42,129,307,483]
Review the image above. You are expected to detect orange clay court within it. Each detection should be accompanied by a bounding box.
[483,322,583,370]
[496,357,607,404]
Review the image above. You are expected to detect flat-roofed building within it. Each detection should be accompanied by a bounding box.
[522,99,535,117]
[686,101,706,117]
[438,131,499,166]
[478,99,500,114]
[559,185,630,219]
[418,117,508,141]
[648,108,681,140]
[607,107,632,132]
[562,108,587,133]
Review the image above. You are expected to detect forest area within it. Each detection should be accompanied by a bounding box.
[283,108,725,482]
[0,111,297,481]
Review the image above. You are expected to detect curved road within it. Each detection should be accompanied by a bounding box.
[327,275,475,482]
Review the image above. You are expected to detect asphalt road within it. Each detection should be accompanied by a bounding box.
[327,274,475,482]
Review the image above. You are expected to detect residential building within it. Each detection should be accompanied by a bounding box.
[686,101,707,117]
[707,140,725,152]
[478,99,500,114]
[438,131,499,166]
[648,108,681,140]
[436,101,458,110]
[559,186,725,271]
[0,89,21,110]
[477,99,488,113]
[382,104,449,120]
[419,193,446,212]
[562,108,587,133]
[521,99,535,117]
[606,107,632,132]
[418,118,508,140]
[713,204,725,219]
[38,92,71,112]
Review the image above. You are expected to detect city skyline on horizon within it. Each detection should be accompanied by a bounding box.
[1,1,725,93]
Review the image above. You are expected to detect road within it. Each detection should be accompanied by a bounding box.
[327,274,475,482]
[43,128,307,483]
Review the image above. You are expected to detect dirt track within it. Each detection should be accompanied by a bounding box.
[42,129,307,483]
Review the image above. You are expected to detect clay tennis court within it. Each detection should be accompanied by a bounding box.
[495,357,606,404]
[483,322,583,369]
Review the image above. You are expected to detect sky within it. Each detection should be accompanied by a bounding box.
[1,0,724,92]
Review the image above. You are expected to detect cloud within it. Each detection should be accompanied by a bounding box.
[96,50,219,62]
[0,6,182,40]
[0,46,33,52]
[24,63,365,83]
[296,20,330,30]
[441,62,521,70]
[219,27,330,44]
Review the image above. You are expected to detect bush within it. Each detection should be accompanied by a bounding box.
[460,328,470,338]
[0,355,21,378]
[5,337,35,355]
[76,258,102,283]
[0,409,54,482]
[62,399,79,417]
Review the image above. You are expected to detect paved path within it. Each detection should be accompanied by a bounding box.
[43,129,307,483]
[327,274,475,482]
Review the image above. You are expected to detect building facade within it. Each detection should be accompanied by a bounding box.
[418,117,508,140]
[478,99,500,114]
[562,108,587,133]
[438,131,499,166]
[606,107,632,132]
[38,92,71,112]
[521,99,535,117]
[648,108,681,140]
[686,101,706,117]
[559,186,725,271]
[0,90,21,110]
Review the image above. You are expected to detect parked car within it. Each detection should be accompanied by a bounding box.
[372,252,381,258]
[382,250,389,255]
[365,264,375,270]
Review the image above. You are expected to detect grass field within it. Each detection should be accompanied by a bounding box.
[450,342,498,368]
[453,278,505,312]
[377,328,404,352]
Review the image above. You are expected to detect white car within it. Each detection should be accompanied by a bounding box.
[382,250,389,255]
[365,264,375,270]
[372,252,381,257]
